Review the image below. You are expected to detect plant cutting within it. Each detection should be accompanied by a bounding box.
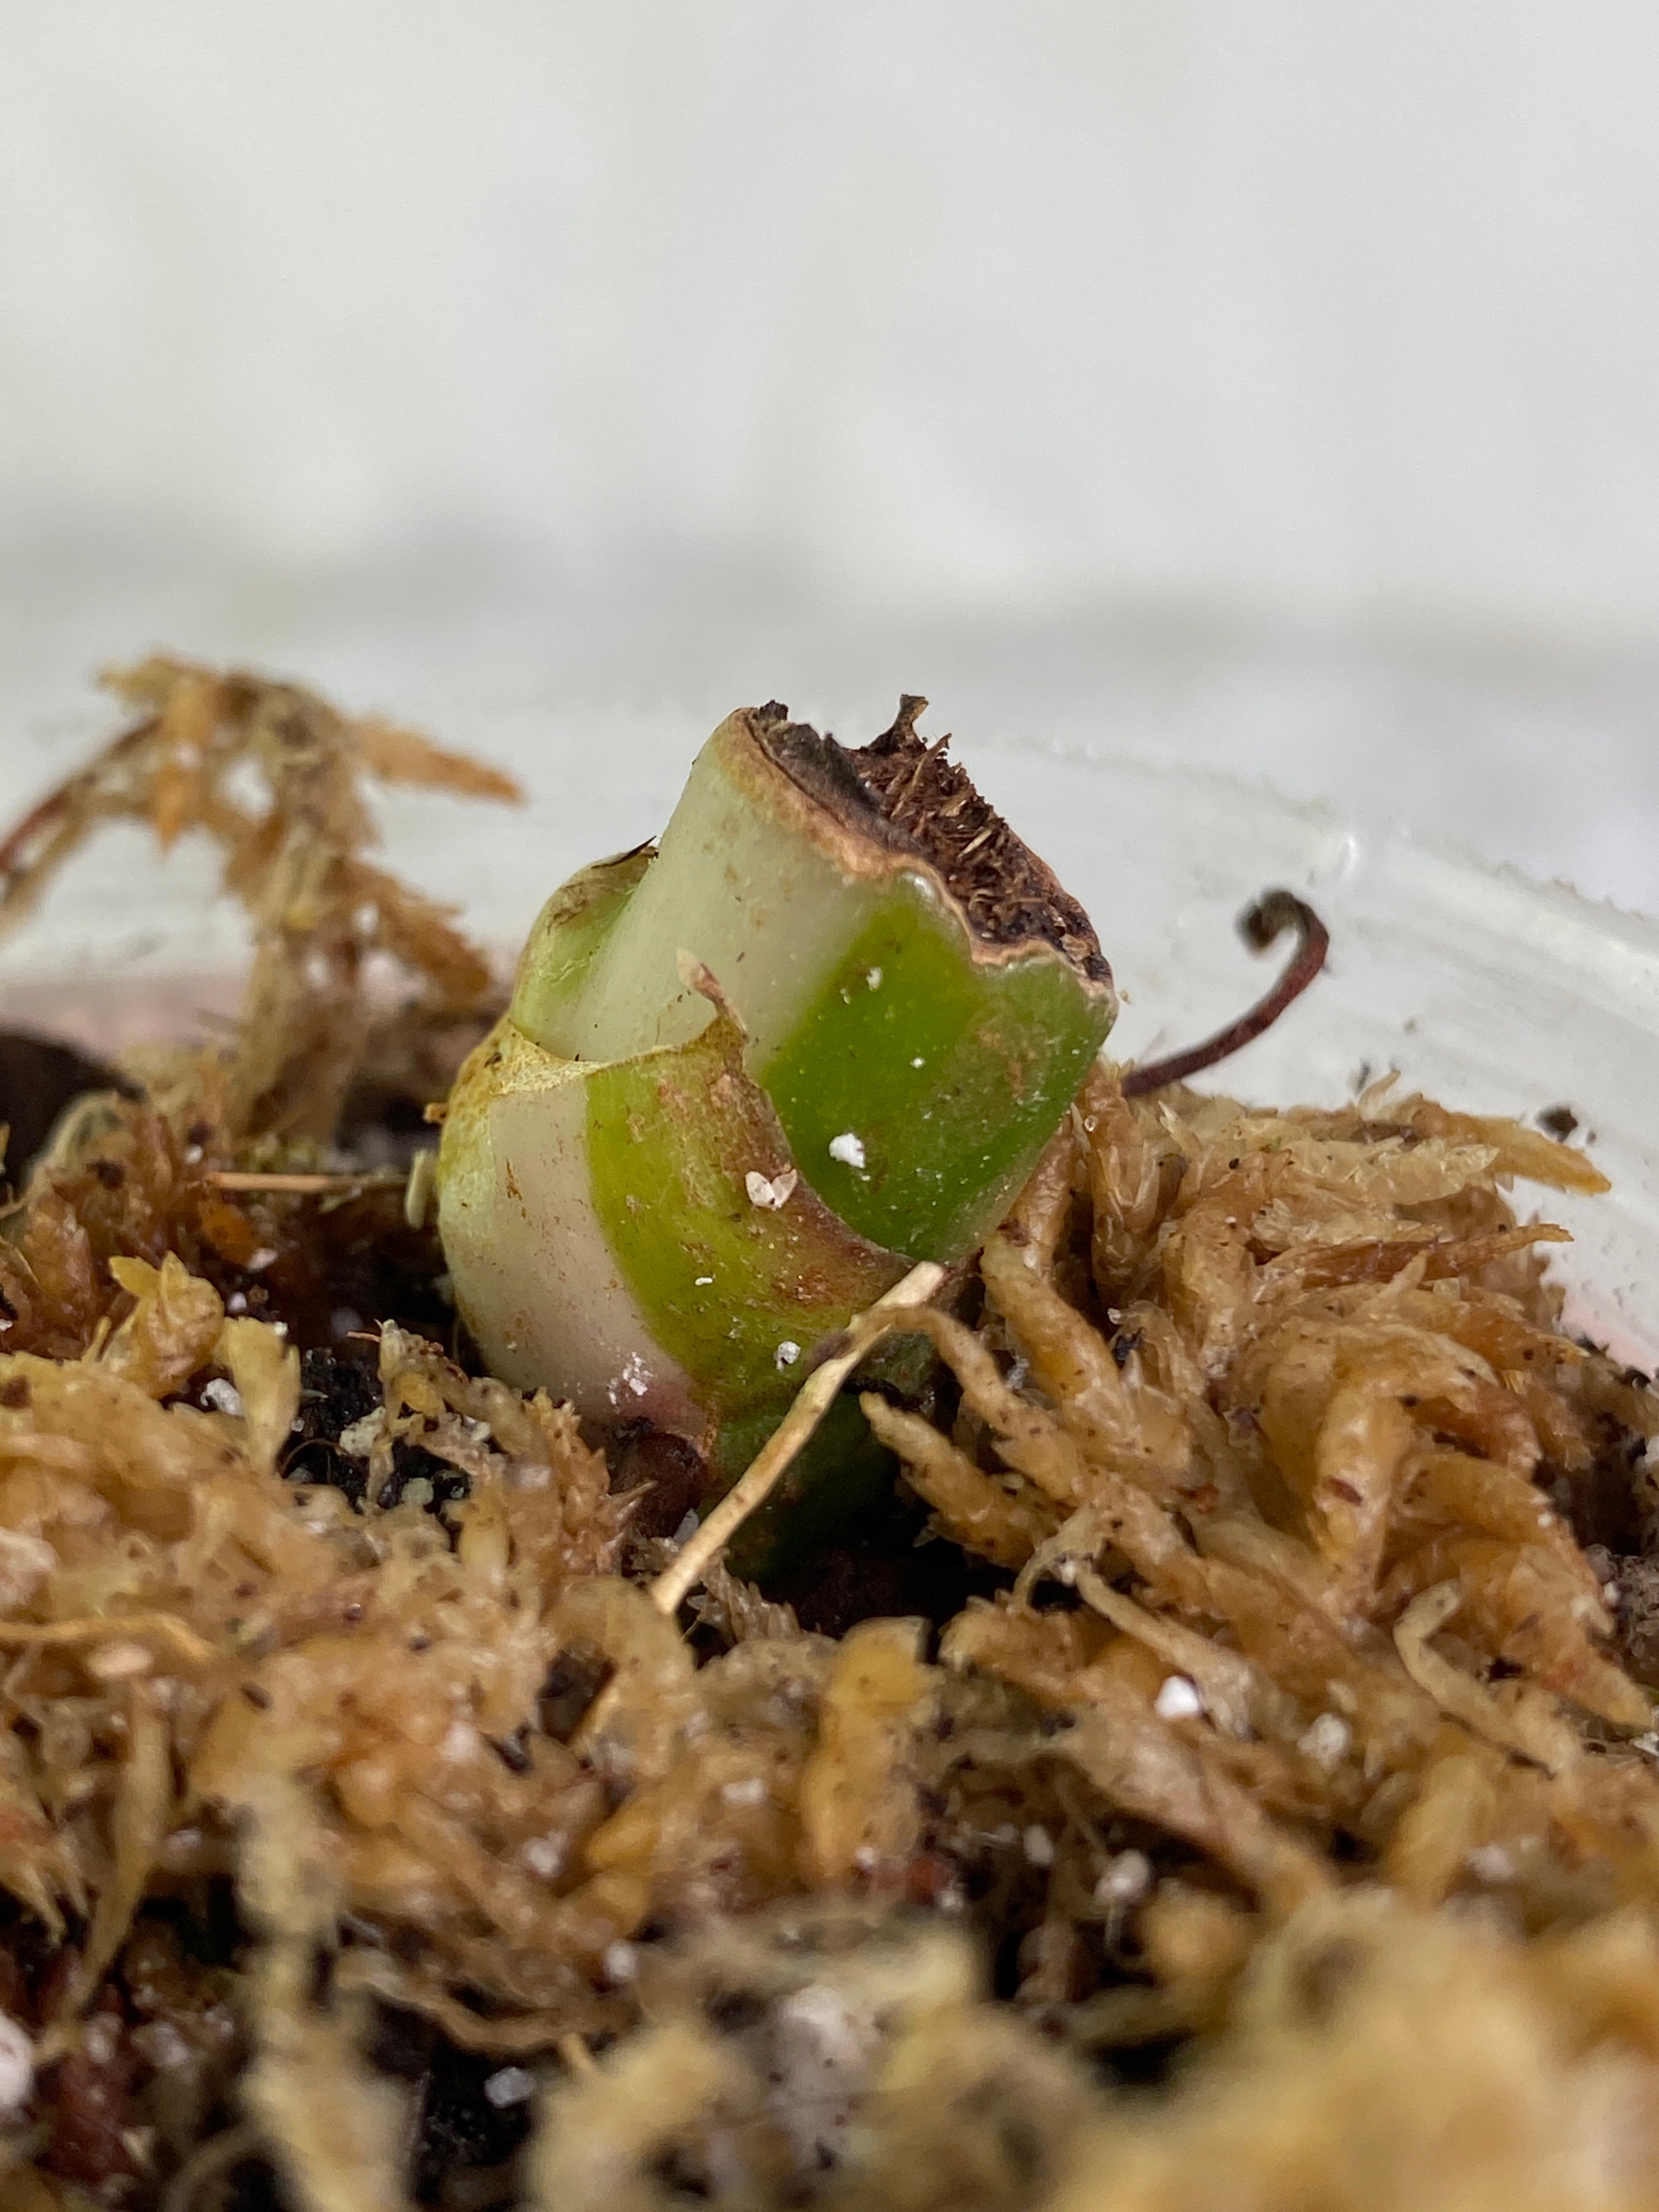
[435,697,1117,1544]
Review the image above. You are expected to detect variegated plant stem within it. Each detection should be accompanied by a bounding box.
[437,701,1114,1528]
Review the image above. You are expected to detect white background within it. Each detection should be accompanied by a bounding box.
[3,1,1658,942]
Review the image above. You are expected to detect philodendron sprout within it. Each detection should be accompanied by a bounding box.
[436,698,1116,1554]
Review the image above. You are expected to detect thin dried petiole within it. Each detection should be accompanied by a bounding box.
[1122,889,1329,1097]
[648,1259,946,1616]
[205,1170,404,1196]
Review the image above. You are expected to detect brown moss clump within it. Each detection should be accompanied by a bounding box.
[0,658,519,1363]
[0,653,516,1149]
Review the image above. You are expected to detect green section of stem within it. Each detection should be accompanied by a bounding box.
[758,887,1113,1261]
[716,1396,899,1579]
[510,847,654,1050]
[583,988,904,1425]
[711,1330,938,1577]
[517,718,873,1072]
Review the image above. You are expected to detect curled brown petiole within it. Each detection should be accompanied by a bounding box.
[1122,889,1329,1097]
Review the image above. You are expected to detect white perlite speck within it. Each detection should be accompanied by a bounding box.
[440,1721,478,1762]
[828,1131,866,1170]
[1093,1849,1152,1907]
[87,1640,154,1683]
[337,1411,385,1459]
[1022,1824,1054,1867]
[603,1940,638,1984]
[1466,1843,1517,1883]
[745,1167,799,1210]
[0,2015,32,2117]
[771,1981,883,2171]
[201,1378,244,1418]
[1154,1675,1203,1722]
[483,2066,537,2109]
[620,1352,650,1399]
[775,1340,802,1370]
[1297,1712,1352,1768]
[133,2020,191,2073]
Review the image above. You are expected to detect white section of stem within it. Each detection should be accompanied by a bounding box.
[538,718,883,1066]
[436,1024,703,1435]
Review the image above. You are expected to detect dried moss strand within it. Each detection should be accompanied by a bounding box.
[0,719,161,919]
[1123,889,1329,1096]
[0,1613,218,1666]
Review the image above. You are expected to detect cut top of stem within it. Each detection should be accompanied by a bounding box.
[507,698,1116,1263]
